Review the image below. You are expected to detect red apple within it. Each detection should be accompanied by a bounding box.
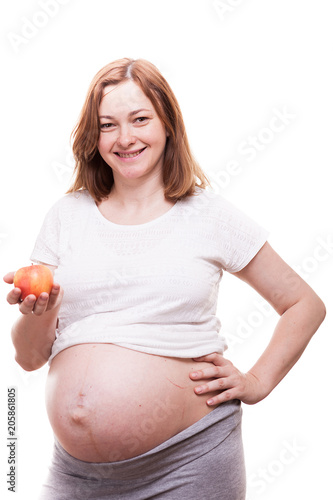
[13,264,53,300]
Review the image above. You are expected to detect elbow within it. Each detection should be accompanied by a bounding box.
[14,354,47,372]
[309,293,326,331]
[14,355,34,372]
[317,297,327,324]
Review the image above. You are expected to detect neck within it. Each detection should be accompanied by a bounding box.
[108,167,165,210]
[109,174,166,210]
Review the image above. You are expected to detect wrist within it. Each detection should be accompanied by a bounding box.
[245,370,273,404]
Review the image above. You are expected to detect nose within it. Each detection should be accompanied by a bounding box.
[116,125,136,149]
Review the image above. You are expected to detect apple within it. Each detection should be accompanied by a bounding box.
[13,264,53,300]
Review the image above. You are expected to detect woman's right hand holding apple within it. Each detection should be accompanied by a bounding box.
[3,271,63,316]
[4,265,63,370]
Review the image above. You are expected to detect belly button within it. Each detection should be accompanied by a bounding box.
[68,392,89,424]
[69,407,89,425]
[69,401,90,425]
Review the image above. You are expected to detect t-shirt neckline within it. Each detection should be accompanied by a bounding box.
[93,196,181,229]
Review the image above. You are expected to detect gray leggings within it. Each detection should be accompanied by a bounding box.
[39,399,246,499]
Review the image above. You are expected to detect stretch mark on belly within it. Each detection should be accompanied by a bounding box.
[77,347,95,399]
[165,377,185,389]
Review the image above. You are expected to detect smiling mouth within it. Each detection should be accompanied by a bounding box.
[114,147,147,159]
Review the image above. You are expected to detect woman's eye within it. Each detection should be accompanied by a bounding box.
[100,123,114,130]
[135,117,148,124]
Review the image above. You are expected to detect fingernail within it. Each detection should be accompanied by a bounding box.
[207,399,214,406]
[195,387,203,394]
[191,372,199,378]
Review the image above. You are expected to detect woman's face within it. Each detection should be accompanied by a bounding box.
[97,80,168,186]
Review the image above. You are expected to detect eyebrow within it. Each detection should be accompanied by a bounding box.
[99,108,153,120]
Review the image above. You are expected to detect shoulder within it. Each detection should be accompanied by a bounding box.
[54,189,93,208]
[183,187,268,237]
[182,187,241,220]
[46,189,94,216]
[39,190,94,232]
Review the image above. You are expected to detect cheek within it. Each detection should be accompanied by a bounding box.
[97,135,111,155]
[146,128,168,150]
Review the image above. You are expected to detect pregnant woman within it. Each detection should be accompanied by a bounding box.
[4,58,325,499]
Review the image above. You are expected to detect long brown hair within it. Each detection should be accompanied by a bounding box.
[67,58,211,203]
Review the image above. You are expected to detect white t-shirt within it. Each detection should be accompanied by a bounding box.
[30,186,269,363]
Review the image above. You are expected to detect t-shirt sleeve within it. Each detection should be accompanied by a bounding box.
[215,196,269,274]
[30,200,62,266]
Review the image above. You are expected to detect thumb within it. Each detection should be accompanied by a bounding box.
[3,272,15,284]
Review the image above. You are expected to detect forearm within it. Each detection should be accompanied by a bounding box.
[11,305,59,371]
[248,291,326,399]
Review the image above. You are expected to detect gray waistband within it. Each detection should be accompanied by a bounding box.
[52,399,242,482]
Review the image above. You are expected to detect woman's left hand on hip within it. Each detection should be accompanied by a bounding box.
[189,353,268,406]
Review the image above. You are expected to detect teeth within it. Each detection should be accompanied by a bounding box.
[117,149,144,158]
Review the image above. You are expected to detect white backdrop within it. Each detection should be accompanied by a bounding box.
[0,1,332,499]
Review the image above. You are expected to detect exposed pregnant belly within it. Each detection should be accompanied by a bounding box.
[46,344,220,463]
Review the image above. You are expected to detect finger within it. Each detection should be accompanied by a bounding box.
[46,284,61,310]
[206,389,239,406]
[32,293,50,316]
[3,272,15,284]
[192,353,218,362]
[18,295,37,315]
[193,374,233,395]
[190,364,232,381]
[193,353,228,366]
[7,288,22,305]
